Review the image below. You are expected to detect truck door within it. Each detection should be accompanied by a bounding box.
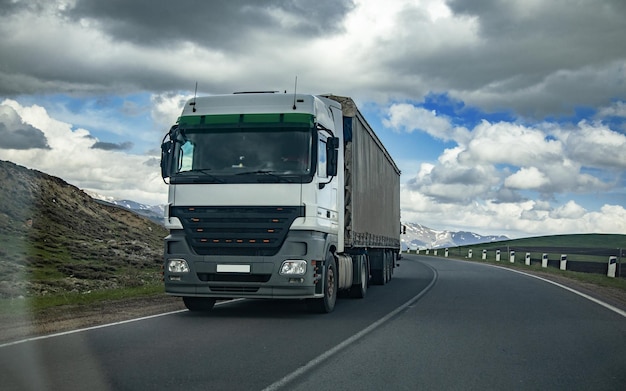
[317,132,338,229]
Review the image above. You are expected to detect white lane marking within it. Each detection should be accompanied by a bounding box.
[501,266,626,318]
[0,299,243,349]
[440,257,626,318]
[261,262,439,391]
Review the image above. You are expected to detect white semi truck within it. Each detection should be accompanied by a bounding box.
[160,92,401,313]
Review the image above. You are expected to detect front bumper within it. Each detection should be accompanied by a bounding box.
[163,230,329,299]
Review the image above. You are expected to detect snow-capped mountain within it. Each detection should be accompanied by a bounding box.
[84,190,165,224]
[109,199,165,218]
[402,222,508,250]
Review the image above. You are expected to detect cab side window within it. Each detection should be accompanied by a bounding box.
[318,138,327,178]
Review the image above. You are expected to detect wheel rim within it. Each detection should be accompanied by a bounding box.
[327,267,335,298]
[361,259,367,290]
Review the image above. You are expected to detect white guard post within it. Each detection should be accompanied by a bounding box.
[541,253,548,268]
[607,256,617,278]
[525,252,531,266]
[510,250,515,263]
[560,254,567,271]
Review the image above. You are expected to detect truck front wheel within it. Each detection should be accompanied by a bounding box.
[183,297,216,312]
[307,257,337,313]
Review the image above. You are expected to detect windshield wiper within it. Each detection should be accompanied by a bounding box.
[176,168,225,183]
[234,170,294,183]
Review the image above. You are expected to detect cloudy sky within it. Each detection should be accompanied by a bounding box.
[1,0,625,238]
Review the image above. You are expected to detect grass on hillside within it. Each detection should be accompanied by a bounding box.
[0,282,165,316]
[474,233,626,250]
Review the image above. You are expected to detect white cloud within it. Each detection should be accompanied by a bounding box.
[391,107,620,198]
[401,188,626,238]
[0,100,167,205]
[560,120,626,169]
[150,92,191,132]
[505,167,549,190]
[550,201,587,220]
[461,120,562,167]
[597,101,626,119]
[383,103,470,143]
[391,99,625,235]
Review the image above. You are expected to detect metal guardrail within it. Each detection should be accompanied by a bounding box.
[403,247,625,278]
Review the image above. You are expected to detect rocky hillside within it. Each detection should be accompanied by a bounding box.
[0,160,168,298]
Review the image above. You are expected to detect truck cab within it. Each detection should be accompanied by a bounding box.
[161,93,347,312]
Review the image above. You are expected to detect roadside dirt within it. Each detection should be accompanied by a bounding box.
[0,295,185,344]
[1,272,624,345]
[515,269,626,312]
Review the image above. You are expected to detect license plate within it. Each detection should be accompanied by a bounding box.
[216,264,250,273]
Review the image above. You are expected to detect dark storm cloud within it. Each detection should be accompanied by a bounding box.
[0,105,50,150]
[0,0,623,119]
[491,187,526,204]
[443,0,626,82]
[143,157,160,167]
[0,0,23,15]
[65,0,354,49]
[383,0,626,116]
[91,141,134,151]
[0,0,354,95]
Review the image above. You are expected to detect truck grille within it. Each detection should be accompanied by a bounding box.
[170,206,305,256]
[197,273,271,283]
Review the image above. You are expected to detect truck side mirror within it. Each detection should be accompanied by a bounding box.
[161,140,173,179]
[326,136,339,177]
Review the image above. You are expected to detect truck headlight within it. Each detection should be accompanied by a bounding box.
[167,259,190,273]
[279,260,307,275]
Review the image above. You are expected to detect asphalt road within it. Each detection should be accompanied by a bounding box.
[1,255,625,390]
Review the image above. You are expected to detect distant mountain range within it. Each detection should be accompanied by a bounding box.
[401,222,508,250]
[84,191,165,225]
[84,192,509,249]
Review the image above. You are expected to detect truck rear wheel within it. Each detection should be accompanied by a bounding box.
[385,251,392,283]
[370,250,387,285]
[307,257,337,313]
[183,297,216,312]
[350,255,368,298]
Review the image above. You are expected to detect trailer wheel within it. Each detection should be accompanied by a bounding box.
[385,251,392,283]
[183,297,216,312]
[350,255,368,299]
[307,256,337,313]
[372,254,387,286]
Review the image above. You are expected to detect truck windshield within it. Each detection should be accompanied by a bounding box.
[172,126,314,184]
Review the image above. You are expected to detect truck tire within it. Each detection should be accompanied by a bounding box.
[373,253,387,286]
[370,250,386,285]
[385,251,392,283]
[183,297,216,312]
[307,256,337,313]
[349,255,368,299]
[371,268,381,285]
